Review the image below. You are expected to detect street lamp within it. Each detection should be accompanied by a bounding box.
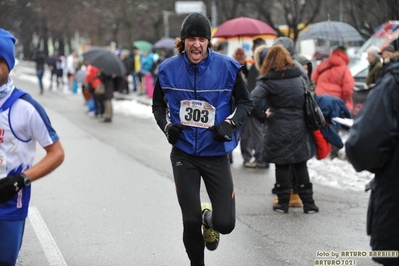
[163,10,174,38]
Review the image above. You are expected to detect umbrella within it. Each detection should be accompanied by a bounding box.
[298,21,364,42]
[153,38,175,49]
[82,47,126,77]
[133,40,153,52]
[213,17,277,38]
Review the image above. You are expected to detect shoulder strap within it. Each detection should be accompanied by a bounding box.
[0,89,27,112]
[299,75,309,93]
[318,64,333,76]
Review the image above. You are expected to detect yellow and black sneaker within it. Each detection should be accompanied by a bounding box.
[201,203,220,251]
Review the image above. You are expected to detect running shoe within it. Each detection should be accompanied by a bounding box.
[201,203,220,251]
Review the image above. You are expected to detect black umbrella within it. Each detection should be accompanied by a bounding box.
[82,47,126,77]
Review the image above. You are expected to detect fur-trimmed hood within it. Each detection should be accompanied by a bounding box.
[253,44,269,71]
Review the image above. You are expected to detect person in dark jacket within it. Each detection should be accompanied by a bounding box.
[235,43,269,168]
[98,72,115,123]
[119,50,132,94]
[152,13,254,266]
[345,52,399,266]
[251,45,319,214]
[33,50,46,94]
[47,50,59,90]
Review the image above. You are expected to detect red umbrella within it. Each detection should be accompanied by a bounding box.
[213,17,277,38]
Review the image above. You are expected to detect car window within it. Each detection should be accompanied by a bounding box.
[355,68,368,78]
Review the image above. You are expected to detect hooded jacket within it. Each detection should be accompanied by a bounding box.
[312,49,355,110]
[273,37,310,85]
[296,54,315,94]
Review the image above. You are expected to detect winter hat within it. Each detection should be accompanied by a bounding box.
[254,44,269,71]
[273,37,295,59]
[0,29,16,71]
[367,46,380,58]
[180,13,212,40]
[379,45,395,55]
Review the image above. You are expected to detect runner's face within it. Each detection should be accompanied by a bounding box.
[0,57,9,86]
[184,37,209,64]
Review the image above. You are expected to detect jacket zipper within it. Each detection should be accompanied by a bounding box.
[194,66,199,156]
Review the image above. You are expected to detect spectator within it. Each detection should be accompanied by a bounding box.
[378,45,396,77]
[119,50,132,94]
[33,50,46,94]
[366,46,382,88]
[98,72,115,123]
[66,50,77,93]
[238,43,269,169]
[56,54,66,90]
[251,45,319,214]
[312,46,355,112]
[130,46,141,93]
[312,46,354,159]
[85,64,104,118]
[47,50,59,90]
[345,51,399,266]
[140,51,154,98]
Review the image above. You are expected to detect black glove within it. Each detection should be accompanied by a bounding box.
[210,121,235,142]
[166,124,186,144]
[0,174,26,203]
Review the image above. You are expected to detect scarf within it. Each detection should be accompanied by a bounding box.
[0,77,14,99]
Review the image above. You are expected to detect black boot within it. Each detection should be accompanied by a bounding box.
[297,183,319,214]
[272,184,290,213]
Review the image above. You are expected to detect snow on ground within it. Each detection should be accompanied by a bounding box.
[12,62,374,192]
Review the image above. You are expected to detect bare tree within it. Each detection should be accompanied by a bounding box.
[10,0,399,61]
[347,0,399,38]
[244,0,321,42]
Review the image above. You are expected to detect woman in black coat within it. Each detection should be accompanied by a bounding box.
[251,45,319,214]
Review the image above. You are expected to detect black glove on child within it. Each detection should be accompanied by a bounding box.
[210,121,235,142]
[0,174,26,203]
[166,124,186,144]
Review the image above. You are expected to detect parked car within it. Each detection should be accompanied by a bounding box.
[349,57,374,117]
[349,57,369,90]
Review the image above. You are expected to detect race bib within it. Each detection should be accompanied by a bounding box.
[0,153,6,178]
[179,100,216,128]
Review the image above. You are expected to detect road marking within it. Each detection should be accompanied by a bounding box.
[28,206,68,266]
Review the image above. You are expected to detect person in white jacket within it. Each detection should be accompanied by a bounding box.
[66,50,77,92]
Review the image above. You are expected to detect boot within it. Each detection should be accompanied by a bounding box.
[273,189,302,207]
[272,184,290,213]
[297,183,319,214]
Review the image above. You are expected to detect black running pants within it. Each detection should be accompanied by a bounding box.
[170,147,236,265]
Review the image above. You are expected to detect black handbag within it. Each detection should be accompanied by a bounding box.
[301,77,325,131]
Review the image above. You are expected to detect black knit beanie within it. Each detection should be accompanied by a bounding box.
[180,13,212,40]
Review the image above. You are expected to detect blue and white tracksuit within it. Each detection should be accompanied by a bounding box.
[0,79,59,265]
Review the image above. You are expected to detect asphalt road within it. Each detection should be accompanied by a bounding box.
[11,62,379,266]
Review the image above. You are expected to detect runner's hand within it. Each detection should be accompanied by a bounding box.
[166,124,186,144]
[210,121,234,142]
[0,174,26,203]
